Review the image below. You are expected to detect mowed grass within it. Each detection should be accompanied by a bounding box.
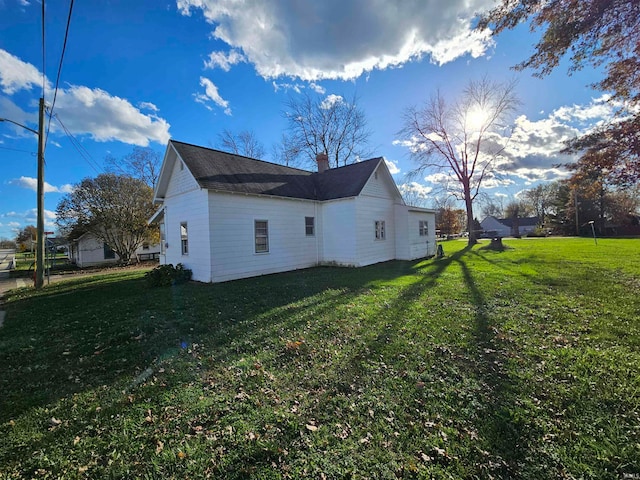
[0,238,638,479]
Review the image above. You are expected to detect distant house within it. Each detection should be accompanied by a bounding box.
[149,140,437,283]
[480,215,540,238]
[68,232,160,268]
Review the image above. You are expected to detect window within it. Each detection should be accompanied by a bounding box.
[375,220,385,240]
[103,243,116,259]
[419,220,429,236]
[142,242,150,250]
[180,222,188,255]
[255,220,269,253]
[160,223,166,254]
[305,216,315,236]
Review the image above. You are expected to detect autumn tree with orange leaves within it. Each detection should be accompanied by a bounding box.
[479,0,640,188]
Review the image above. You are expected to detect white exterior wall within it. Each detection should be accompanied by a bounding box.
[354,195,396,266]
[408,210,436,258]
[208,192,320,283]
[353,166,400,266]
[480,216,510,237]
[73,235,118,268]
[72,234,160,267]
[161,158,212,282]
[320,199,357,266]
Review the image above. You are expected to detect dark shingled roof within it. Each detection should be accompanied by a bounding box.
[170,140,383,201]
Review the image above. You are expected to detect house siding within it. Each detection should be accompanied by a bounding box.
[208,192,319,283]
[355,194,397,266]
[71,234,160,267]
[480,216,511,237]
[165,154,200,198]
[163,188,211,282]
[320,199,357,266]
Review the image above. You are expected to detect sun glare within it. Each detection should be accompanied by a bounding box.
[466,107,489,131]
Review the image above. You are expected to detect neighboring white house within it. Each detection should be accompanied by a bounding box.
[480,215,540,238]
[68,232,160,268]
[150,140,437,283]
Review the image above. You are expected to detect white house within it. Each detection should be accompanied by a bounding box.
[69,232,160,268]
[480,215,540,237]
[150,140,437,283]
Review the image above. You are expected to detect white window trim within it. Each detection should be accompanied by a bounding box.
[375,220,386,240]
[255,219,269,254]
[180,222,188,255]
[419,220,428,236]
[305,216,315,236]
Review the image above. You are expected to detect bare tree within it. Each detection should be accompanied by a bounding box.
[270,133,302,167]
[401,77,520,245]
[218,129,266,159]
[480,196,506,219]
[283,92,371,169]
[105,147,162,189]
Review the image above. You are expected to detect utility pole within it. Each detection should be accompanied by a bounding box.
[0,98,46,289]
[36,97,45,289]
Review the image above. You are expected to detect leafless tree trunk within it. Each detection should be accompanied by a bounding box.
[400,77,520,245]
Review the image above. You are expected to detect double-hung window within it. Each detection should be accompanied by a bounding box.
[180,222,188,255]
[419,220,428,236]
[255,220,269,253]
[103,243,116,259]
[305,216,315,236]
[375,220,385,240]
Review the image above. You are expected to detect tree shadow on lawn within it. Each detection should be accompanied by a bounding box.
[0,256,452,424]
[453,255,551,477]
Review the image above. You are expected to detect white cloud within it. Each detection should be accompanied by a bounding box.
[176,0,496,81]
[9,176,74,193]
[204,49,246,71]
[320,94,343,110]
[0,49,47,94]
[272,81,326,95]
[384,158,400,175]
[194,77,232,115]
[0,49,171,146]
[138,101,159,112]
[395,95,616,186]
[0,208,57,236]
[53,86,171,146]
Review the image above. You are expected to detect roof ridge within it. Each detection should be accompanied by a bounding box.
[170,139,313,175]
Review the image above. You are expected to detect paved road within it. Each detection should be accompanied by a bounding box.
[0,249,16,277]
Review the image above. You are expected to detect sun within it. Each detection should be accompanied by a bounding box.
[466,107,489,132]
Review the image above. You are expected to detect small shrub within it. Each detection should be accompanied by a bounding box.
[146,263,193,287]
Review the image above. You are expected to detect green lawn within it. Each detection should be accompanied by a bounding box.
[0,238,638,479]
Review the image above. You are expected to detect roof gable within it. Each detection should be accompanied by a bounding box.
[157,140,386,202]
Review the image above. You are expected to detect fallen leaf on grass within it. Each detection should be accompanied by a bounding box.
[305,424,318,432]
[49,417,62,428]
[156,440,164,454]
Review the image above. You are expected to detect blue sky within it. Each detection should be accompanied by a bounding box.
[0,0,614,240]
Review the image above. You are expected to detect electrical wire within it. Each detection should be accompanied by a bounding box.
[45,0,74,150]
[52,113,102,174]
[41,0,46,98]
[0,146,36,154]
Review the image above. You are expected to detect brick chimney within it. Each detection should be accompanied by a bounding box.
[316,152,329,173]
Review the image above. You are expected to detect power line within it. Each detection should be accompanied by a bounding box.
[0,145,36,154]
[52,113,102,174]
[46,0,75,150]
[41,0,46,97]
